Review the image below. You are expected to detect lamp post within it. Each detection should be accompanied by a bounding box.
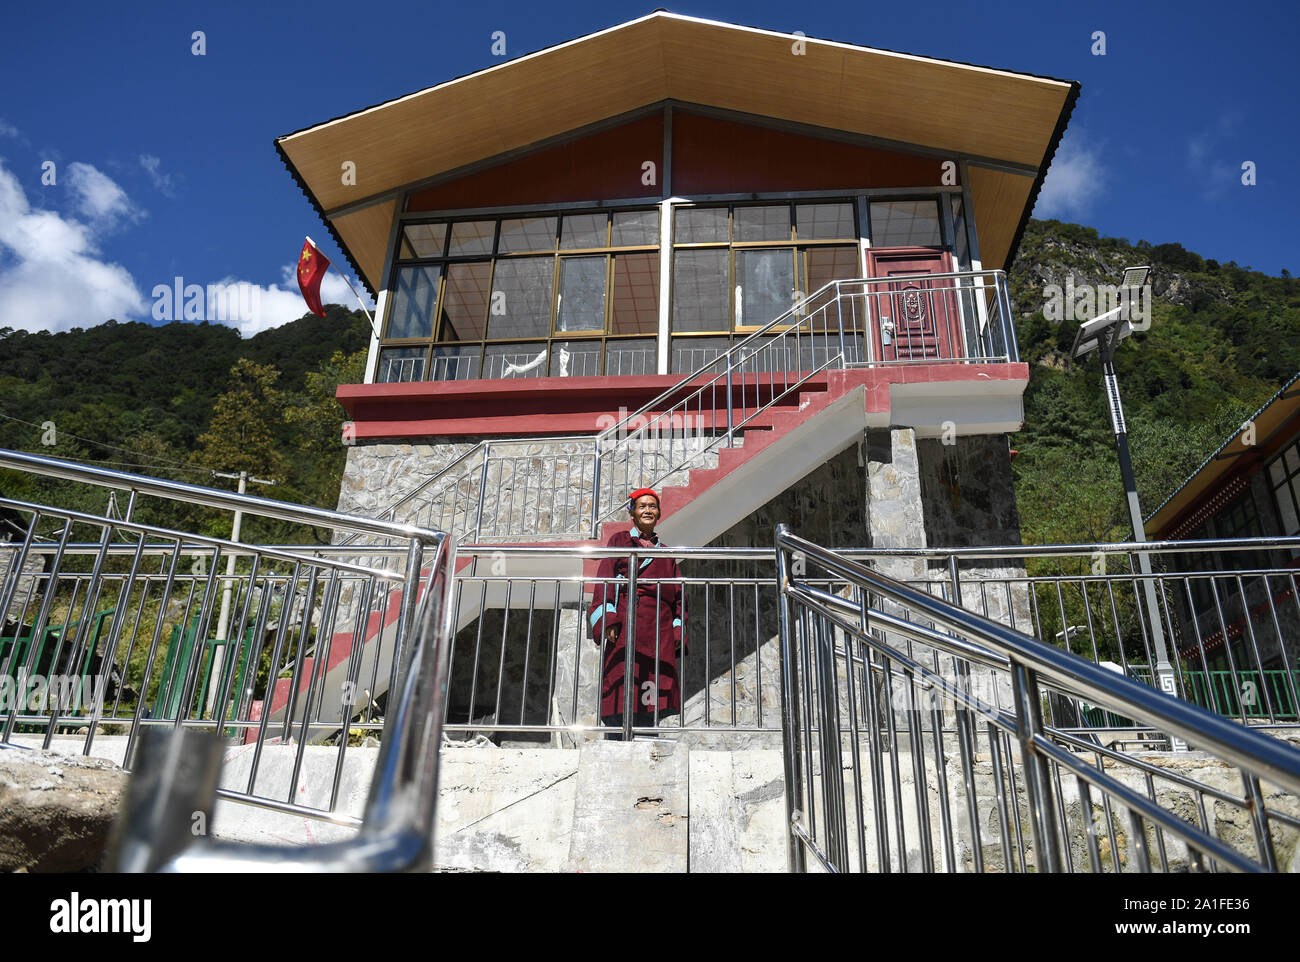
[1070,267,1183,749]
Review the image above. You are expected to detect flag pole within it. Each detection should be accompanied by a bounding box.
[305,235,381,339]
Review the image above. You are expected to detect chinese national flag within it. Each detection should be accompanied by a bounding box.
[297,237,331,317]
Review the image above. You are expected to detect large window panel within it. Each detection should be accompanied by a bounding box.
[734,205,791,242]
[387,265,441,339]
[439,262,490,341]
[448,220,495,257]
[499,216,557,254]
[802,246,860,320]
[869,200,942,248]
[671,336,730,374]
[428,345,481,381]
[378,347,426,383]
[561,213,607,250]
[488,256,554,339]
[557,256,607,332]
[736,248,796,328]
[604,338,657,376]
[483,342,548,379]
[674,207,728,244]
[612,210,659,247]
[795,203,855,241]
[400,223,447,259]
[672,249,730,332]
[611,252,659,334]
[549,340,603,377]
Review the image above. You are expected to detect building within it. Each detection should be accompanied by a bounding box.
[273,12,1078,735]
[1145,371,1300,717]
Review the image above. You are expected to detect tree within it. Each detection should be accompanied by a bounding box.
[193,359,286,480]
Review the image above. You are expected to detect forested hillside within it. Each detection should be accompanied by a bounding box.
[1,219,1296,549]
[1009,219,1299,547]
[0,306,370,543]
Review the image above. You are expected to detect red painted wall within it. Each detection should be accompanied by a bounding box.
[671,111,949,195]
[407,114,663,211]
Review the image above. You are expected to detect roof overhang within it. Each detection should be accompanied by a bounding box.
[276,12,1079,294]
[1145,372,1300,538]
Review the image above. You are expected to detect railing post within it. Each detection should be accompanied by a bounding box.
[774,525,807,873]
[623,551,638,740]
[589,439,602,540]
[836,283,847,367]
[725,365,734,447]
[1010,662,1062,872]
[473,445,491,542]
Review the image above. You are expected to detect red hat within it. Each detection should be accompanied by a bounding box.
[627,488,660,512]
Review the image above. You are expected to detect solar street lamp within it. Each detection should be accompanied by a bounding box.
[1071,267,1181,738]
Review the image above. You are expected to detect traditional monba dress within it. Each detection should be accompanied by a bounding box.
[588,528,687,719]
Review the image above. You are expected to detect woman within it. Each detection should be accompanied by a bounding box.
[588,488,686,738]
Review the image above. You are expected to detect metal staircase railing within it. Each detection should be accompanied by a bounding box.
[349,269,1013,542]
[775,526,1300,873]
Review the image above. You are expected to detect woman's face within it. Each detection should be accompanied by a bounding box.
[631,495,660,535]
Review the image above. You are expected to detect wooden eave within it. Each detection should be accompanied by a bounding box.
[276,12,1078,293]
[1145,373,1300,538]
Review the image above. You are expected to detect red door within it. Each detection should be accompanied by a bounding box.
[866,250,962,361]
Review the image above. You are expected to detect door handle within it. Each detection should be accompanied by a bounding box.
[880,316,893,346]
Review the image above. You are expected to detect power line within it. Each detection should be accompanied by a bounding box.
[0,409,207,473]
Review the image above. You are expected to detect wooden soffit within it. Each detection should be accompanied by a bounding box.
[277,12,1077,291]
[1145,374,1300,538]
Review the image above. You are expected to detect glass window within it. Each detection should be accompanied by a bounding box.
[483,342,547,379]
[378,347,426,383]
[611,253,660,334]
[612,210,658,247]
[438,262,490,341]
[399,223,447,260]
[675,207,728,244]
[1269,440,1300,539]
[870,200,942,247]
[557,256,607,332]
[387,265,441,339]
[949,196,969,268]
[736,249,796,328]
[488,257,553,339]
[549,340,603,378]
[561,213,607,250]
[795,203,856,241]
[428,345,481,381]
[448,220,495,257]
[672,249,730,332]
[802,246,860,320]
[498,216,557,254]
[734,205,791,242]
[671,336,731,374]
[604,338,657,376]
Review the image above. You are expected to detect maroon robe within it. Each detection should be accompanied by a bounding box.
[588,528,687,718]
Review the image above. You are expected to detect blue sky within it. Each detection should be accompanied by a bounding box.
[1,0,1295,336]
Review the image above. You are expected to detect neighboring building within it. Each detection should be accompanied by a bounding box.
[1145,372,1300,716]
[274,13,1078,733]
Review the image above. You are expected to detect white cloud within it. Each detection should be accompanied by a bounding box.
[0,160,146,332]
[138,153,176,197]
[66,161,143,226]
[0,118,22,140]
[169,262,377,338]
[1034,134,1105,219]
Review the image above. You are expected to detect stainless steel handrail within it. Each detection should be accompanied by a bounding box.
[110,531,456,872]
[0,448,440,543]
[595,269,1010,444]
[775,525,1300,873]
